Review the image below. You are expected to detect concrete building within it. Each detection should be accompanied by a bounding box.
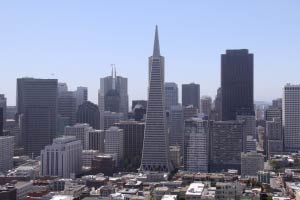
[215,182,243,200]
[58,91,77,126]
[182,83,200,110]
[6,119,21,147]
[115,121,145,169]
[82,150,100,167]
[0,94,7,129]
[210,121,244,172]
[168,105,184,153]
[0,136,14,172]
[65,123,92,150]
[87,129,105,152]
[283,84,300,152]
[41,136,82,178]
[17,78,57,157]
[77,101,100,129]
[266,118,283,157]
[221,49,254,120]
[265,107,282,122]
[104,111,124,130]
[0,107,3,136]
[164,82,178,111]
[75,86,88,107]
[141,26,172,172]
[183,105,198,120]
[169,146,181,169]
[104,126,124,165]
[185,182,204,200]
[200,96,212,117]
[241,151,264,177]
[184,118,209,172]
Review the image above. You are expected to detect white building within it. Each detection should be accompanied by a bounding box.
[185,182,204,200]
[0,136,14,172]
[283,84,300,152]
[241,151,264,177]
[184,118,208,172]
[65,123,92,149]
[236,112,256,153]
[104,126,124,165]
[41,136,82,178]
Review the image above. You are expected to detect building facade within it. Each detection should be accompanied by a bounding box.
[221,49,254,120]
[104,126,124,165]
[41,136,82,178]
[0,136,14,172]
[182,83,200,110]
[141,26,171,172]
[77,101,100,129]
[283,84,300,152]
[184,118,209,172]
[64,123,92,150]
[17,78,57,157]
[241,151,264,177]
[164,82,178,111]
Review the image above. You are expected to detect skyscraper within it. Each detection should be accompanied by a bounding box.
[0,136,14,172]
[221,49,254,120]
[168,105,184,153]
[77,101,100,129]
[200,96,212,117]
[65,123,92,150]
[182,83,200,110]
[58,91,77,126]
[184,118,209,172]
[0,108,3,136]
[210,121,244,172]
[99,67,129,117]
[115,121,145,170]
[75,86,88,107]
[0,94,7,129]
[141,26,171,172]
[17,78,57,157]
[104,126,124,166]
[283,84,300,152]
[164,82,178,111]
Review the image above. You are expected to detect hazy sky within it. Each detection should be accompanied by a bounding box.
[1,1,300,106]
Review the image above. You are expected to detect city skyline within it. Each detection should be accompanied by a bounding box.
[1,1,300,105]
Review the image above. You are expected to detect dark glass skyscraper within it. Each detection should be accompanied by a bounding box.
[77,101,100,129]
[221,49,254,121]
[17,78,57,157]
[182,83,200,110]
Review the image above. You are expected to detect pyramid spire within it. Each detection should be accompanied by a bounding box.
[153,25,160,57]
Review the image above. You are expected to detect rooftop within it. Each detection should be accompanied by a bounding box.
[186,182,204,196]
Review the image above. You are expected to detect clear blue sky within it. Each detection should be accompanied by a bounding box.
[1,1,300,106]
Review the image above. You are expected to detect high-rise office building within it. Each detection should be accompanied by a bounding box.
[265,107,282,122]
[184,118,209,172]
[241,151,264,177]
[236,110,256,152]
[164,82,178,110]
[75,86,88,107]
[200,96,212,117]
[132,104,146,121]
[210,121,244,172]
[272,98,282,109]
[115,121,145,169]
[17,78,57,157]
[104,126,124,165]
[87,129,105,152]
[183,105,198,120]
[41,136,82,178]
[99,67,129,117]
[141,26,171,172]
[132,100,147,111]
[58,91,77,126]
[211,88,222,121]
[283,84,300,152]
[0,136,14,172]
[266,118,283,157]
[182,83,200,110]
[168,105,184,153]
[58,82,68,95]
[0,94,7,129]
[104,111,124,130]
[0,108,3,136]
[221,49,254,120]
[77,101,100,129]
[65,123,92,150]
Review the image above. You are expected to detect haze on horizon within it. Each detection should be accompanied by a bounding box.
[0,1,300,106]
